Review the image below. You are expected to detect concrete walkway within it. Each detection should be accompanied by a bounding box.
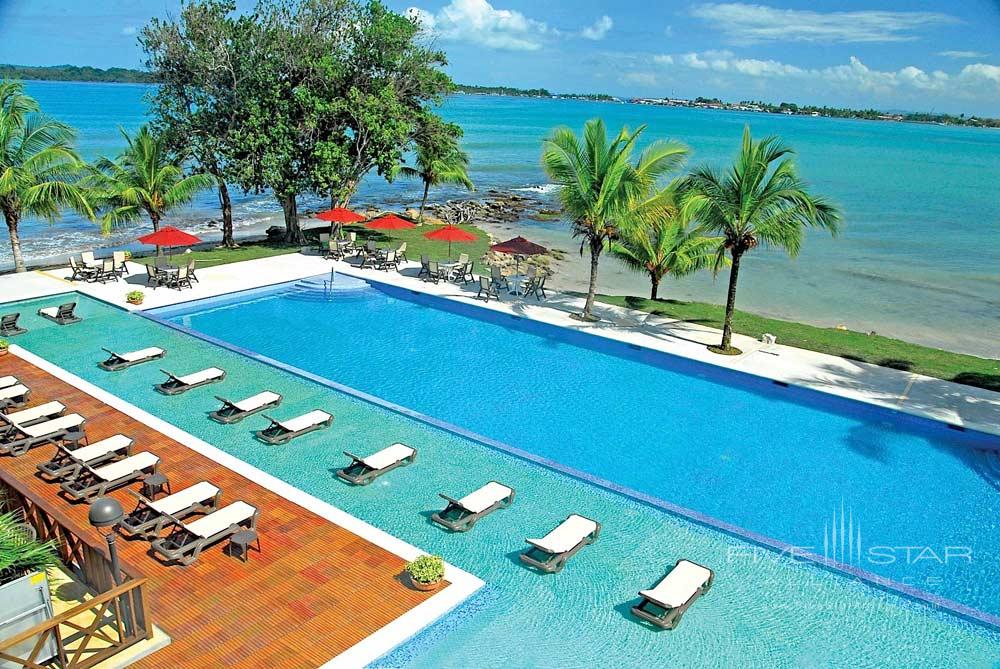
[1,250,996,437]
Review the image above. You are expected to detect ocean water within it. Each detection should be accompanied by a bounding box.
[6,292,1000,668]
[3,81,1000,356]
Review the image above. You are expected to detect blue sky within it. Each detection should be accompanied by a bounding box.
[1,0,999,114]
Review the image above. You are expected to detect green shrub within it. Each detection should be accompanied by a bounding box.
[0,511,58,585]
[405,554,445,583]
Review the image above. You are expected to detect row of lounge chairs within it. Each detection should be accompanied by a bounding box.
[332,440,711,628]
[101,349,334,445]
[11,379,260,565]
[0,303,82,340]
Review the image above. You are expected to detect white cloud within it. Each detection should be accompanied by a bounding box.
[938,50,988,59]
[406,0,549,51]
[651,51,1000,100]
[621,72,659,87]
[581,15,613,41]
[690,3,958,44]
[121,26,137,36]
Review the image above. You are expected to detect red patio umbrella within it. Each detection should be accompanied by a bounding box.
[137,226,201,260]
[490,236,548,273]
[423,224,477,256]
[366,214,416,230]
[316,207,365,223]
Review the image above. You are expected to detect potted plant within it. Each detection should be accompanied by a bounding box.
[405,554,445,592]
[0,510,59,663]
[126,290,145,306]
[0,339,8,356]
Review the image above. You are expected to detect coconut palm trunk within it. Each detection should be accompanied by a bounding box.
[649,272,661,300]
[3,209,25,273]
[419,180,431,221]
[720,251,742,350]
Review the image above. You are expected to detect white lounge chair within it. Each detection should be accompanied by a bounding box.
[255,409,332,444]
[0,401,65,432]
[0,413,85,457]
[38,302,81,325]
[0,384,30,409]
[59,451,159,501]
[150,501,258,565]
[337,443,416,485]
[100,347,166,371]
[520,514,601,573]
[37,434,133,481]
[210,391,282,424]
[632,559,714,629]
[155,367,226,395]
[432,481,515,532]
[120,481,222,539]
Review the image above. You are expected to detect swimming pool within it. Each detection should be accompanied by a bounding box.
[5,292,1000,668]
[152,275,1000,620]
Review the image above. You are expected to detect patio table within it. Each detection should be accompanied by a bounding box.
[508,274,527,295]
[438,260,460,281]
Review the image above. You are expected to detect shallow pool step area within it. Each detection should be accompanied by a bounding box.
[283,274,376,302]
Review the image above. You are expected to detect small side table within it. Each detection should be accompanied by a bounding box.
[230,530,261,563]
[142,473,171,500]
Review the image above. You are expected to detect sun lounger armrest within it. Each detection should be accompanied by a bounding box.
[159,369,178,381]
[125,488,155,509]
[260,414,281,427]
[101,347,115,356]
[342,450,365,464]
[213,396,235,408]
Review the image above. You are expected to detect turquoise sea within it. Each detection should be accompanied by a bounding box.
[3,80,999,356]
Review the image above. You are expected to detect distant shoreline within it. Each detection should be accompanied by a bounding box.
[4,64,995,129]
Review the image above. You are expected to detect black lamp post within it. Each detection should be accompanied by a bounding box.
[88,497,132,635]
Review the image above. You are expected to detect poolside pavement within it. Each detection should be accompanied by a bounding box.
[0,351,479,668]
[0,250,996,437]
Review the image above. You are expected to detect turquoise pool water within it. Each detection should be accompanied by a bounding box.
[152,275,1000,620]
[4,293,1000,667]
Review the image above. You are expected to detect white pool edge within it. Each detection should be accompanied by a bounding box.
[8,344,485,669]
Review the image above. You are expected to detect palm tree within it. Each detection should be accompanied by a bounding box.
[541,118,688,321]
[683,126,840,354]
[89,126,214,241]
[0,80,93,273]
[396,117,474,221]
[610,187,721,299]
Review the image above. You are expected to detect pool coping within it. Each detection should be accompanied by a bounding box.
[133,299,1000,633]
[7,344,485,669]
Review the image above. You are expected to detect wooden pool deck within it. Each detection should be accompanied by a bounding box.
[0,353,443,668]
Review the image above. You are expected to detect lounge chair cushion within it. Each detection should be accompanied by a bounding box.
[65,434,132,464]
[2,401,64,426]
[235,392,281,412]
[184,501,256,538]
[21,413,84,438]
[640,560,713,608]
[178,367,225,385]
[0,385,29,402]
[38,307,60,318]
[0,376,17,389]
[363,443,415,471]
[117,347,165,362]
[278,410,331,432]
[91,452,158,482]
[458,482,513,514]
[527,514,599,554]
[149,482,219,516]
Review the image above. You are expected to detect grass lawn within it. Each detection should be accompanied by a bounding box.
[596,294,1000,392]
[133,240,302,269]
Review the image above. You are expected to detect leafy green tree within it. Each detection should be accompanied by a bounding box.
[610,185,720,299]
[683,126,840,354]
[225,0,453,242]
[395,115,473,220]
[88,126,214,242]
[141,0,248,247]
[541,118,688,321]
[0,80,93,272]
